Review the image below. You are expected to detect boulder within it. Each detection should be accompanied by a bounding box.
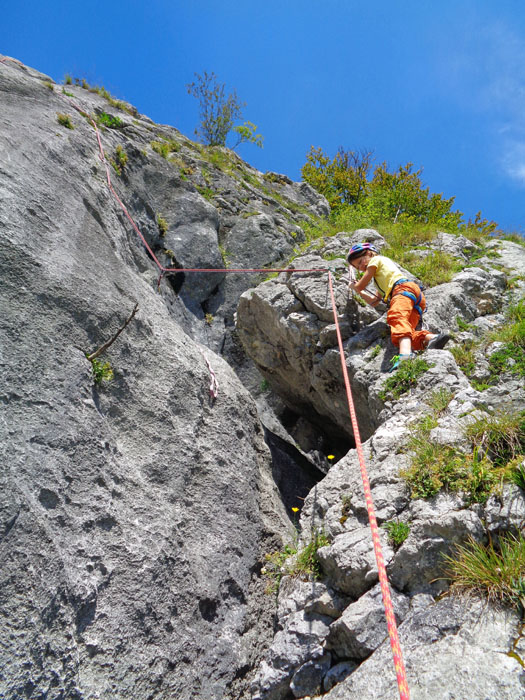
[321,597,525,700]
[325,583,410,660]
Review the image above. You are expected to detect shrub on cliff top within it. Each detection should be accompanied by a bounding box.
[300,146,498,261]
[186,71,263,150]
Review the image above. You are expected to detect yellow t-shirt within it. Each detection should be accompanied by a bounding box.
[366,255,405,301]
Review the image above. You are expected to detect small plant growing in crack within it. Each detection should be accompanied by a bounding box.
[157,214,168,237]
[85,303,138,384]
[381,520,410,549]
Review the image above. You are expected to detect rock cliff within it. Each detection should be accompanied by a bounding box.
[236,234,525,698]
[1,56,524,700]
[0,57,327,699]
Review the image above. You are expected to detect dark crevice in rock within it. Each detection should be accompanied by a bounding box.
[75,597,97,635]
[82,196,106,232]
[165,269,185,295]
[200,284,222,317]
[264,428,326,515]
[38,488,60,510]
[279,405,355,460]
[1,509,20,541]
[198,597,219,622]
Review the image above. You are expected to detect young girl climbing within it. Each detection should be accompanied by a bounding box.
[347,242,450,368]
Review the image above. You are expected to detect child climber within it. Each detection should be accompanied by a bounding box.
[347,242,450,369]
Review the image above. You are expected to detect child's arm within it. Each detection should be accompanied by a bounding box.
[349,265,383,306]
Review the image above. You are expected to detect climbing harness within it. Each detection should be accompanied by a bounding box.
[1,55,411,697]
[389,279,424,319]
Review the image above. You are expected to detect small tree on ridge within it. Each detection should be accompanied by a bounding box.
[186,71,263,150]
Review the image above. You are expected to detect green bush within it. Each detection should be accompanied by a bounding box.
[301,146,497,237]
[301,146,373,210]
[96,111,124,129]
[187,71,244,147]
[232,121,263,149]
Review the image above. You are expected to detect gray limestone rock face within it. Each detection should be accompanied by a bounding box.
[322,597,525,700]
[247,229,524,696]
[325,582,410,660]
[289,652,332,697]
[236,235,515,447]
[250,609,332,700]
[323,660,357,691]
[3,56,525,700]
[430,230,478,260]
[0,56,293,700]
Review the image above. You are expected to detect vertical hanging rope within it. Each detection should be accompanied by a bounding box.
[327,272,410,700]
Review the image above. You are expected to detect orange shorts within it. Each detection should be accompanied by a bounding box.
[386,282,433,351]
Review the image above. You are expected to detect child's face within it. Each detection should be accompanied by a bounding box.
[351,252,371,273]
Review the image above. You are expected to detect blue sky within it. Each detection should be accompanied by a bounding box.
[2,0,525,233]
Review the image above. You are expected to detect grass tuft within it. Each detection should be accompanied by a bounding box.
[402,406,524,503]
[57,113,74,130]
[381,520,410,549]
[444,534,525,611]
[262,530,330,594]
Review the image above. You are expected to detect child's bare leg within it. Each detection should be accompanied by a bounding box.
[399,337,412,355]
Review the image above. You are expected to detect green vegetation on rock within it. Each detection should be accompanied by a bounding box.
[451,299,525,388]
[186,71,263,150]
[378,356,432,401]
[402,406,525,503]
[262,530,330,594]
[444,533,525,612]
